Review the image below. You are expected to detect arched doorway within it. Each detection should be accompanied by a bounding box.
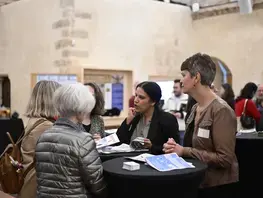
[0,75,11,108]
[211,57,232,88]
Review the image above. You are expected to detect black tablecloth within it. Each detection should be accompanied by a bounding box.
[236,132,263,197]
[236,132,263,140]
[99,150,148,162]
[103,157,207,198]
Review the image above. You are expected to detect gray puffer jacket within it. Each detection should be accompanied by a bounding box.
[35,118,107,198]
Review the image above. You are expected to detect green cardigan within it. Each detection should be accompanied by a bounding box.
[90,115,106,137]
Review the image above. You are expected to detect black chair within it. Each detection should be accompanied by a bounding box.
[0,118,24,155]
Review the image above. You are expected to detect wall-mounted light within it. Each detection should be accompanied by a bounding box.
[192,3,200,12]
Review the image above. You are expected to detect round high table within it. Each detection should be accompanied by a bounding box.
[103,157,207,198]
[236,132,263,197]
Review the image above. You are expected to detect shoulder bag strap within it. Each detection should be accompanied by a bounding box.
[242,99,248,115]
[21,118,48,178]
[16,118,47,145]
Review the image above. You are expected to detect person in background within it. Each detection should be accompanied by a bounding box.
[19,80,61,198]
[255,84,263,113]
[255,84,263,131]
[83,82,106,140]
[220,83,235,110]
[163,53,238,198]
[235,82,260,131]
[162,79,188,119]
[117,81,180,154]
[129,81,140,108]
[35,83,107,198]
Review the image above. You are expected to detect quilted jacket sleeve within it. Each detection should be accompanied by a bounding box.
[78,136,108,197]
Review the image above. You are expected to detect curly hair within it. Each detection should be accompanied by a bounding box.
[84,82,105,116]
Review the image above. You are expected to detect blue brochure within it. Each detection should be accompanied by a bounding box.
[145,153,195,172]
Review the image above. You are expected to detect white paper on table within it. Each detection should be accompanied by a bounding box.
[98,143,134,153]
[126,153,154,163]
[145,153,195,172]
[110,144,134,152]
[96,133,120,149]
[105,129,117,134]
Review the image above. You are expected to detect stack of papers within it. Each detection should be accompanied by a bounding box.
[98,143,149,154]
[122,161,140,171]
[145,153,195,172]
[105,129,117,134]
[96,133,120,149]
[98,144,134,153]
[126,153,154,163]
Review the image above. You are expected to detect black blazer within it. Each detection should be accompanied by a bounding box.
[116,108,180,154]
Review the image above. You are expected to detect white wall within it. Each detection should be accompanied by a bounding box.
[0,0,62,114]
[192,10,263,94]
[0,0,194,115]
[73,0,194,80]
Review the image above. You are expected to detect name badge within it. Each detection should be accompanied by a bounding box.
[197,128,210,138]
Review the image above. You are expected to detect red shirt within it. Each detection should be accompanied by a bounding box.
[235,98,261,123]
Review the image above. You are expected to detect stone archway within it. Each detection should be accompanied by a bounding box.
[211,57,232,88]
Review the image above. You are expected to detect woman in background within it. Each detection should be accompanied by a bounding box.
[19,80,61,198]
[117,81,180,154]
[235,82,260,131]
[83,82,106,140]
[220,83,235,110]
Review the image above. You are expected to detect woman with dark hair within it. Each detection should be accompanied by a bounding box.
[83,82,106,139]
[117,81,180,154]
[220,83,235,110]
[235,82,260,131]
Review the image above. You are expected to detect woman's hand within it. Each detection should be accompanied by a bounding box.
[144,138,152,149]
[126,107,136,124]
[163,138,184,156]
[93,133,101,142]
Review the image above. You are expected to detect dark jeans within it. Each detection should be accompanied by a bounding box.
[198,182,239,198]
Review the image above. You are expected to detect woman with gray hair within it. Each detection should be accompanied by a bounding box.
[19,80,61,198]
[35,83,107,198]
